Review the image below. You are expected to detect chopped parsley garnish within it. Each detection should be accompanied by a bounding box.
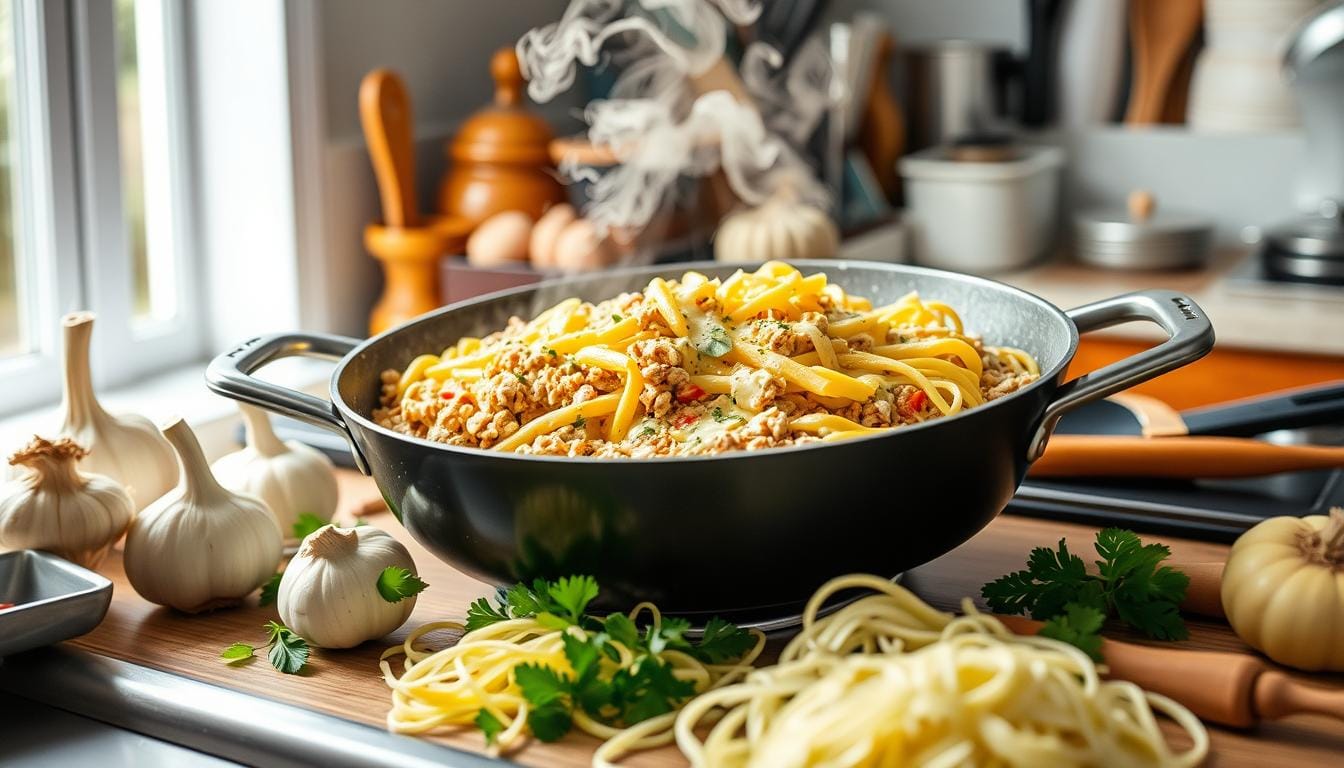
[639,425,656,437]
[514,373,528,385]
[573,415,587,429]
[465,576,754,744]
[545,347,558,357]
[710,406,741,423]
[982,528,1189,660]
[377,566,429,603]
[611,313,623,323]
[221,621,310,674]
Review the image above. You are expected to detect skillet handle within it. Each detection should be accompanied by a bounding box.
[205,332,370,474]
[1028,290,1215,461]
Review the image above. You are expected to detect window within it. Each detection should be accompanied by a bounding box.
[0,0,200,416]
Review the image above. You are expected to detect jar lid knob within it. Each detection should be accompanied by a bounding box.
[1128,189,1156,222]
[491,48,524,108]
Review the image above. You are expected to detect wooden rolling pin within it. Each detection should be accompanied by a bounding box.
[1032,435,1344,479]
[1000,615,1344,728]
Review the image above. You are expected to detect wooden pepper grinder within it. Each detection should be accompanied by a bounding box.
[359,70,468,335]
[438,48,567,227]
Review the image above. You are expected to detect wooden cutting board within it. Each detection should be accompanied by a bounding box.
[65,472,1344,767]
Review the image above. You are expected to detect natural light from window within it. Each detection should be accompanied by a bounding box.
[0,0,22,357]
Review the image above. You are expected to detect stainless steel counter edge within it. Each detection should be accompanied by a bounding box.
[0,646,508,768]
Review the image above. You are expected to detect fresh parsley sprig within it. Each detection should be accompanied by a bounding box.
[464,576,755,744]
[377,567,429,603]
[221,621,310,674]
[982,528,1190,660]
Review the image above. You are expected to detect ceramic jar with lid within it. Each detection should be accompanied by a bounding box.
[438,48,567,227]
[1074,191,1214,270]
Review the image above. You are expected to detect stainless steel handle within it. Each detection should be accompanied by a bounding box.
[1029,290,1215,460]
[204,332,369,473]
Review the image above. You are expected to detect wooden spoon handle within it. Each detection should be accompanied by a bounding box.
[1031,435,1344,478]
[359,69,418,228]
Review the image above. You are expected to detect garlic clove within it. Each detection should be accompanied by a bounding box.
[0,436,134,569]
[58,312,177,510]
[123,418,282,613]
[277,523,418,649]
[211,404,338,542]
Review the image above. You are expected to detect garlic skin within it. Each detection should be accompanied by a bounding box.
[278,524,418,648]
[0,436,134,568]
[211,404,338,541]
[58,312,177,510]
[1222,508,1344,671]
[714,194,839,264]
[123,418,282,613]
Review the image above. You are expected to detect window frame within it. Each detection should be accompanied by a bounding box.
[0,0,203,417]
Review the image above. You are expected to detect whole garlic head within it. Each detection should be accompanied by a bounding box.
[278,524,418,649]
[58,312,177,510]
[714,194,839,264]
[0,436,134,568]
[211,404,338,542]
[123,418,282,613]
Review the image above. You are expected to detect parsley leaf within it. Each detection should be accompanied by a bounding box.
[263,621,309,674]
[639,425,656,437]
[514,663,574,739]
[692,618,757,663]
[291,513,326,540]
[475,709,504,745]
[1039,602,1106,661]
[220,643,255,663]
[377,567,429,603]
[695,325,733,358]
[548,575,599,624]
[258,572,282,607]
[982,529,1189,655]
[611,313,624,323]
[466,596,512,631]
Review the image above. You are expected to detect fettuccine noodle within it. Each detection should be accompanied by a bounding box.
[675,574,1209,768]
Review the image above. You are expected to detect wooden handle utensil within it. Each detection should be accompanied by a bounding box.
[359,69,419,228]
[1125,0,1203,125]
[1000,615,1344,728]
[1031,435,1344,479]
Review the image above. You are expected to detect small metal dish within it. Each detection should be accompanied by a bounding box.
[0,550,113,657]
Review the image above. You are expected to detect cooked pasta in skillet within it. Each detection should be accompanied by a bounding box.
[374,261,1039,457]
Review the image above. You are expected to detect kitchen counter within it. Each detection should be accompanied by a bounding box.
[3,471,1342,766]
[996,249,1344,357]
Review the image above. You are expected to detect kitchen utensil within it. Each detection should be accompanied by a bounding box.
[1056,381,1344,437]
[205,260,1211,618]
[1262,199,1344,284]
[1286,2,1344,210]
[900,145,1063,273]
[1073,190,1215,270]
[1000,614,1344,728]
[1021,0,1066,127]
[359,69,459,335]
[857,32,904,202]
[0,550,112,657]
[902,41,1010,151]
[1188,0,1324,133]
[1057,0,1127,128]
[359,69,419,229]
[1177,560,1227,617]
[438,48,567,227]
[1031,434,1344,478]
[1125,0,1204,125]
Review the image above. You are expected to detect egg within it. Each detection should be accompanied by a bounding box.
[466,211,533,267]
[529,204,577,269]
[553,218,617,273]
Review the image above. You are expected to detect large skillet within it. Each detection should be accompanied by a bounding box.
[207,261,1213,620]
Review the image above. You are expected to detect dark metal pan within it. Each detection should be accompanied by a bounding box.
[206,261,1213,620]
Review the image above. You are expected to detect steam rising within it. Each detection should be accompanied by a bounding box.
[518,0,835,236]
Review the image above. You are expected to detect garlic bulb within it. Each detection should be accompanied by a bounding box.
[1221,508,1344,671]
[123,418,282,613]
[58,312,177,510]
[0,436,134,568]
[714,194,839,263]
[278,524,418,648]
[211,404,338,541]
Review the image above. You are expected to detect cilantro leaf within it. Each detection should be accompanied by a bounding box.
[1114,592,1189,641]
[515,662,570,707]
[610,657,696,724]
[258,572,282,607]
[528,703,574,742]
[1039,602,1106,661]
[475,709,504,745]
[377,567,429,603]
[547,575,599,625]
[265,624,309,674]
[602,613,640,649]
[220,643,255,663]
[692,618,756,663]
[466,596,511,631]
[291,513,326,540]
[505,581,548,618]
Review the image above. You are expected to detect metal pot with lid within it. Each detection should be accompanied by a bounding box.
[1262,199,1344,284]
[1074,190,1214,270]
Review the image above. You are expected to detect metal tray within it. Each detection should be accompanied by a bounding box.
[0,550,113,657]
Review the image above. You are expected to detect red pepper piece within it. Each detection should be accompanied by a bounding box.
[676,384,706,404]
[674,413,699,428]
[439,391,456,400]
[906,390,928,414]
